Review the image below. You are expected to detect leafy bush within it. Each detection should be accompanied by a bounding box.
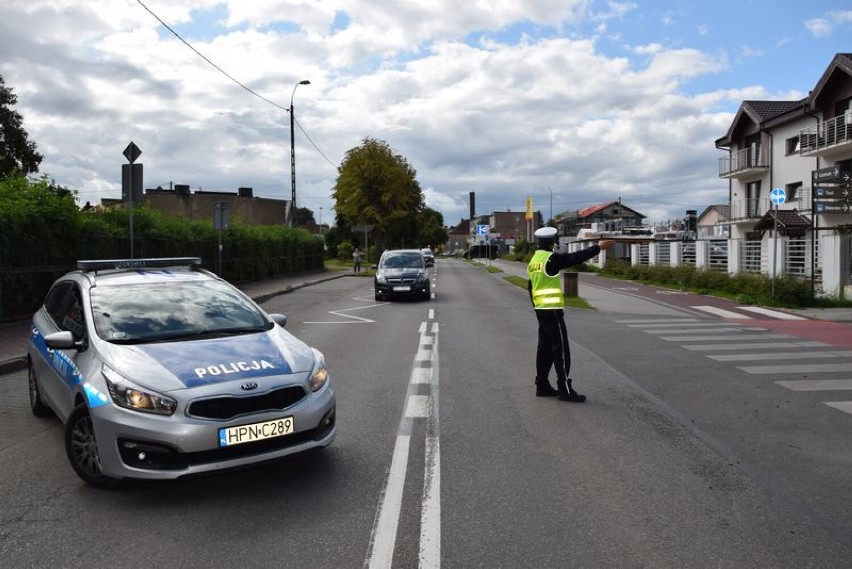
[0,174,325,320]
[601,259,816,307]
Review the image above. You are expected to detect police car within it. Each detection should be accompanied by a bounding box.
[27,258,336,487]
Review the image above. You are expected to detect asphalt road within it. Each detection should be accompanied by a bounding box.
[2,259,851,568]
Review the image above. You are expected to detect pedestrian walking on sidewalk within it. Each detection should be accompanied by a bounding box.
[352,248,363,273]
[527,227,615,402]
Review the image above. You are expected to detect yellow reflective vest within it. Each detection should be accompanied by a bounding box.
[528,250,564,309]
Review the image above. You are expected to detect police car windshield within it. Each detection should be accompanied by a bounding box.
[90,280,271,344]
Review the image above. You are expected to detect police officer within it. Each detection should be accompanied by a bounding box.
[528,227,615,402]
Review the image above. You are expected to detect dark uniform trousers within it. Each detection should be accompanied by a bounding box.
[534,308,572,387]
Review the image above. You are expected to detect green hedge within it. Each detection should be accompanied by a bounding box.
[0,173,324,320]
[601,259,816,307]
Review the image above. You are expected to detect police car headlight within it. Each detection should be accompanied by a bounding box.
[308,349,329,392]
[103,366,177,415]
[375,274,388,284]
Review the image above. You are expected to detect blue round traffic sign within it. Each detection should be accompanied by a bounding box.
[769,187,786,205]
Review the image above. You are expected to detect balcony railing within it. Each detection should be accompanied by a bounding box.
[719,146,768,178]
[799,113,852,157]
[729,198,770,221]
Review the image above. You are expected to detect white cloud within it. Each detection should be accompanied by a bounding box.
[0,0,842,228]
[805,10,852,38]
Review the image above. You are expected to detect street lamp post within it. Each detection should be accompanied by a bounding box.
[289,79,311,226]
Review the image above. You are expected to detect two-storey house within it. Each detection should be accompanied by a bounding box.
[715,53,852,296]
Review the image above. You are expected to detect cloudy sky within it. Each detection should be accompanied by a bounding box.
[2,1,851,229]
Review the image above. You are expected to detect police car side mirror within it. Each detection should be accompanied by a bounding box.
[269,313,288,328]
[44,330,87,352]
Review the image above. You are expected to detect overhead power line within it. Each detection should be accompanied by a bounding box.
[135,0,288,113]
[134,0,338,168]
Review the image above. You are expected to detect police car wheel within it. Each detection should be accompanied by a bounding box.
[65,404,118,489]
[27,361,52,418]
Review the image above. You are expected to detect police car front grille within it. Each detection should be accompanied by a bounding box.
[388,277,415,284]
[188,386,307,420]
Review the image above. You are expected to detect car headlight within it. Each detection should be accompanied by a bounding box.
[375,273,387,284]
[309,349,329,392]
[103,365,177,415]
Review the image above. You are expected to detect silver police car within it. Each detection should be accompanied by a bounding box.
[27,258,336,487]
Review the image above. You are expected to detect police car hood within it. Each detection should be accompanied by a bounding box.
[99,327,315,391]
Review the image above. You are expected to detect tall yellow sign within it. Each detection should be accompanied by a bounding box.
[525,196,533,221]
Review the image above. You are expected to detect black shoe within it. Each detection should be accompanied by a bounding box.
[536,383,559,397]
[558,391,586,403]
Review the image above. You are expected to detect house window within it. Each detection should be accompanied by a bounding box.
[786,136,800,155]
[746,180,761,217]
[786,182,801,203]
[745,133,761,167]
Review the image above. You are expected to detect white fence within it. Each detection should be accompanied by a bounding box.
[581,238,824,289]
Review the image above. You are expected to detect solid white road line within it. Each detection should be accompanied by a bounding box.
[368,435,411,569]
[367,318,441,569]
[420,323,441,569]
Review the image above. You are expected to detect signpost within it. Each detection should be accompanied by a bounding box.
[351,225,374,257]
[214,202,230,275]
[769,188,786,299]
[122,142,143,258]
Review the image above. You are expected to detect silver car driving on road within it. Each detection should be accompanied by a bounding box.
[27,258,336,487]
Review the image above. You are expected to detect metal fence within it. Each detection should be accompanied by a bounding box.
[0,235,324,322]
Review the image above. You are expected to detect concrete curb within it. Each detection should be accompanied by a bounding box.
[249,273,348,303]
[0,358,26,375]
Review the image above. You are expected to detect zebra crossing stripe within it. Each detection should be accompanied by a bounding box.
[621,317,852,417]
[647,327,766,335]
[660,333,792,342]
[825,401,852,414]
[691,305,752,319]
[709,350,852,362]
[683,341,829,351]
[739,363,852,374]
[737,306,807,320]
[776,379,852,391]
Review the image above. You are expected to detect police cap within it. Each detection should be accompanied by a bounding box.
[534,227,558,240]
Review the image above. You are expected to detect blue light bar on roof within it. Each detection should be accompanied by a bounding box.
[77,258,203,271]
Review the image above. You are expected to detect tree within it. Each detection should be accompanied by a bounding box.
[0,75,43,177]
[292,206,316,227]
[332,138,423,251]
[417,206,448,249]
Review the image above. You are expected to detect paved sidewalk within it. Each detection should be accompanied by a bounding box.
[0,269,349,375]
